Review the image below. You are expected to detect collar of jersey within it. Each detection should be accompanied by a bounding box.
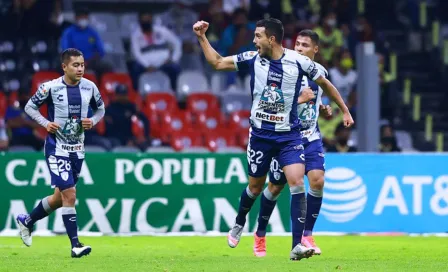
[62,78,81,87]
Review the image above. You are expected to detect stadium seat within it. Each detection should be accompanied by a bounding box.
[160,111,193,143]
[176,71,209,100]
[90,13,120,33]
[0,92,6,117]
[210,72,227,95]
[170,130,204,151]
[196,111,227,132]
[204,129,237,152]
[119,13,139,39]
[237,128,250,149]
[186,93,219,115]
[131,115,145,139]
[100,72,136,102]
[138,71,172,95]
[101,33,126,55]
[145,92,178,114]
[228,110,251,131]
[31,71,60,92]
[83,73,98,85]
[221,93,252,114]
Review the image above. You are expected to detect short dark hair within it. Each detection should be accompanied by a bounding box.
[75,7,89,17]
[61,48,83,63]
[298,29,320,45]
[256,18,284,43]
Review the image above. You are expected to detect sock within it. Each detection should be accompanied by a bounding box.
[256,187,279,237]
[290,186,306,249]
[235,186,258,226]
[61,207,79,248]
[27,196,54,227]
[304,188,323,237]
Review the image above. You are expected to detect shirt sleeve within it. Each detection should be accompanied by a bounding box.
[89,83,105,126]
[297,55,322,81]
[232,51,257,72]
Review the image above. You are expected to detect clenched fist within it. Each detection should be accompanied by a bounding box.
[82,118,93,130]
[297,87,315,104]
[46,122,60,134]
[193,20,209,37]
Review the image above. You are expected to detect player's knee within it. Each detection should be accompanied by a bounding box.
[309,175,325,191]
[248,183,263,196]
[288,175,304,187]
[61,187,77,206]
[267,182,284,197]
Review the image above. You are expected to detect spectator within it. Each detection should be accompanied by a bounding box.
[329,49,357,103]
[200,0,230,48]
[313,12,343,66]
[326,123,357,152]
[157,0,203,71]
[5,92,44,150]
[105,84,151,151]
[0,118,9,151]
[379,124,401,152]
[318,99,343,147]
[218,8,255,86]
[60,8,112,77]
[130,11,182,91]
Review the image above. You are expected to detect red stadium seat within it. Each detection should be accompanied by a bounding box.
[204,129,237,152]
[83,73,98,85]
[31,71,60,92]
[186,93,219,115]
[96,119,106,136]
[170,129,204,151]
[160,111,193,143]
[131,115,145,139]
[228,110,251,131]
[237,128,250,149]
[196,110,227,132]
[142,92,178,138]
[0,92,6,117]
[100,72,137,102]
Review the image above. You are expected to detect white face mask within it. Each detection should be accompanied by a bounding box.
[77,19,89,28]
[326,19,336,27]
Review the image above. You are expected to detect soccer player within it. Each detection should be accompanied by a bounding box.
[193,20,353,260]
[16,48,105,258]
[253,30,348,257]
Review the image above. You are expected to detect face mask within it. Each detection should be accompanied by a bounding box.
[341,58,353,69]
[326,19,336,27]
[140,22,152,32]
[77,19,89,29]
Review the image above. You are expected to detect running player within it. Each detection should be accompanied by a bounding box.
[16,48,105,258]
[193,19,353,260]
[253,30,347,257]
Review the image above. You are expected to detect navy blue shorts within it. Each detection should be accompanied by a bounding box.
[247,127,305,178]
[46,155,84,191]
[269,139,325,185]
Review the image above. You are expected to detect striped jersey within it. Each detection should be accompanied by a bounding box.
[25,76,105,159]
[298,62,328,143]
[233,48,322,133]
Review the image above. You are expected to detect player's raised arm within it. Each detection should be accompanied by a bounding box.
[24,83,59,133]
[297,54,354,127]
[193,21,236,71]
[314,76,354,127]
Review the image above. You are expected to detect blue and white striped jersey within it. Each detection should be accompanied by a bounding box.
[298,62,328,143]
[25,76,105,159]
[233,48,322,132]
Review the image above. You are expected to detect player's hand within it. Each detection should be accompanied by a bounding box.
[82,118,93,130]
[297,87,315,104]
[193,20,209,37]
[343,111,354,128]
[46,122,60,134]
[319,104,332,118]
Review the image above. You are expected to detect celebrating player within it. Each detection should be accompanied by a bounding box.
[16,48,105,258]
[193,19,353,260]
[253,30,349,257]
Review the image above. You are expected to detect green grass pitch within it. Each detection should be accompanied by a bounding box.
[0,236,447,271]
